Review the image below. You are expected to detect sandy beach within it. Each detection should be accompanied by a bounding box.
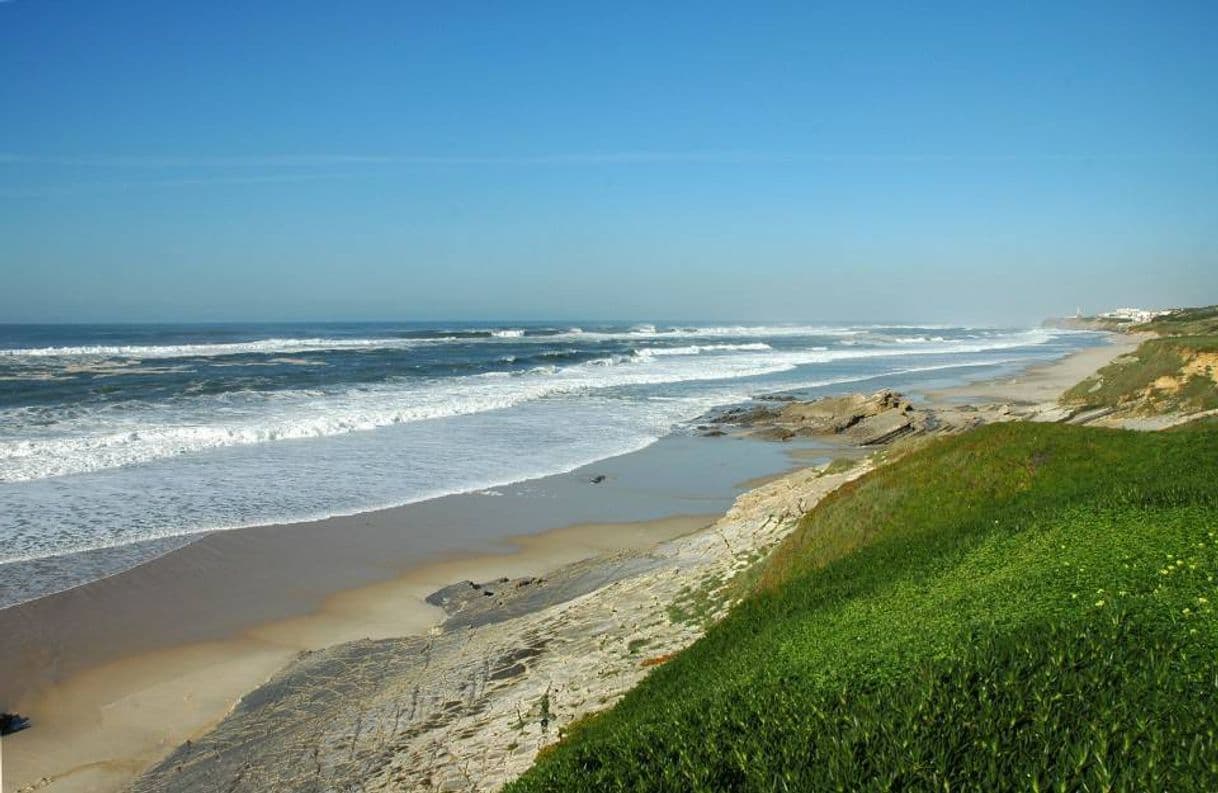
[2,513,717,793]
[1,431,817,793]
[0,336,1130,793]
[921,332,1143,406]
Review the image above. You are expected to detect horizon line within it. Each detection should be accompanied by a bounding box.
[5,150,1218,169]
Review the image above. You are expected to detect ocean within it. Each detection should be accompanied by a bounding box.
[0,321,1100,607]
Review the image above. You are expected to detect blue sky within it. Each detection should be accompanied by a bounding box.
[2,1,1216,324]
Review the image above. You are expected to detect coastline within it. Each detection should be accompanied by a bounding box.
[139,453,877,792]
[1,513,717,793]
[1,336,1125,793]
[1,434,814,793]
[919,331,1143,407]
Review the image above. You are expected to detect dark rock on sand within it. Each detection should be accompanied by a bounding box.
[422,556,663,632]
[1,711,31,735]
[751,426,796,441]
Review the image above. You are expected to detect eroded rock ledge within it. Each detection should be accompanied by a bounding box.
[700,388,1018,445]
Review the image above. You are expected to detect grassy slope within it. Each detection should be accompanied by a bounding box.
[509,423,1218,791]
[1061,335,1218,414]
[1060,305,1218,415]
[1133,305,1218,336]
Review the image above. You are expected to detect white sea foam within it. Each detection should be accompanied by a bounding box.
[0,324,994,362]
[0,356,1030,571]
[0,352,785,481]
[0,329,1056,483]
[548,324,864,341]
[634,342,773,356]
[0,336,450,360]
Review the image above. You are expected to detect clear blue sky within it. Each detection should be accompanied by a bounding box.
[2,0,1215,324]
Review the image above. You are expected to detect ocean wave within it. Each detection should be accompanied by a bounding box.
[0,347,802,481]
[551,324,864,341]
[0,324,1009,363]
[0,336,451,360]
[579,343,772,366]
[0,409,680,572]
[0,328,1059,483]
[0,326,810,361]
[634,342,773,357]
[893,335,947,344]
[0,355,983,573]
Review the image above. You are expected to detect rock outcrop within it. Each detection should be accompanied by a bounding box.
[703,389,930,445]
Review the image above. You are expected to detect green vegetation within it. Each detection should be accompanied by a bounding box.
[819,456,859,476]
[666,572,729,628]
[1134,305,1218,336]
[509,422,1218,791]
[1062,336,1218,415]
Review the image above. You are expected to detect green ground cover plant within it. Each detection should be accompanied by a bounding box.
[1135,305,1218,336]
[509,422,1218,792]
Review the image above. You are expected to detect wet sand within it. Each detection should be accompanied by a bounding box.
[2,513,716,793]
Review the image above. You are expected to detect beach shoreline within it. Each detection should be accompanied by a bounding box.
[919,331,1144,407]
[0,433,816,793]
[2,513,719,793]
[1,335,1129,793]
